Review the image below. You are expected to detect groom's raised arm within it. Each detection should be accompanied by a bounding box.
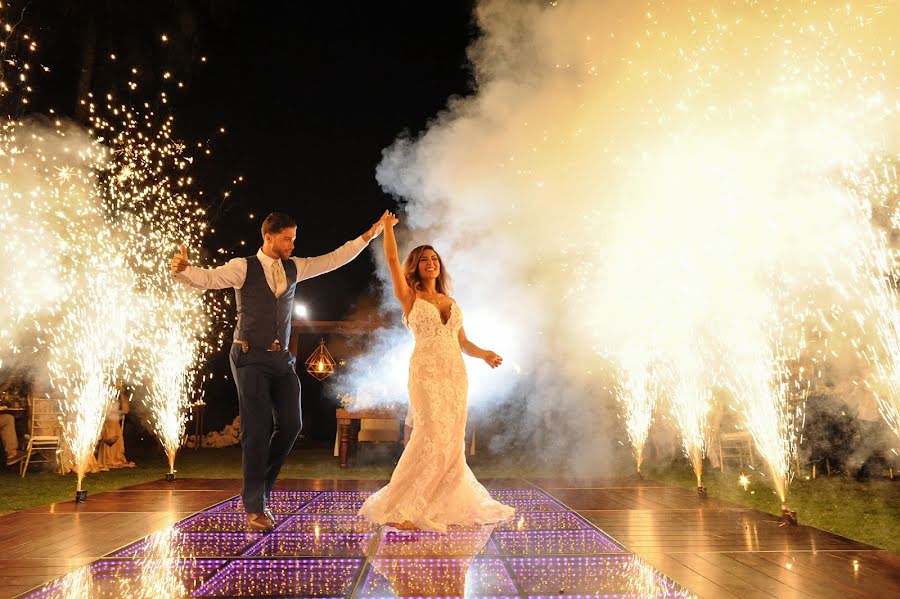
[291,212,387,283]
[292,237,368,283]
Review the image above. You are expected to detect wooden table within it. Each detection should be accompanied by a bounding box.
[335,407,406,468]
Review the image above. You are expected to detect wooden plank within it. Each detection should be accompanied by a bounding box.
[548,487,737,511]
[821,550,900,585]
[751,551,886,599]
[722,553,846,599]
[579,510,878,553]
[5,512,191,559]
[668,552,786,599]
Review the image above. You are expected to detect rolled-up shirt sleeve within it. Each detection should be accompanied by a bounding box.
[292,236,368,283]
[173,257,248,289]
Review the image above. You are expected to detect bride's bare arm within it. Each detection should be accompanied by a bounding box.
[458,325,503,368]
[382,212,415,315]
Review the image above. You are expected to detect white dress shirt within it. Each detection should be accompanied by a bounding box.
[173,237,368,295]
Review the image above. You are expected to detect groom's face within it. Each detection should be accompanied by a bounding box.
[266,227,297,260]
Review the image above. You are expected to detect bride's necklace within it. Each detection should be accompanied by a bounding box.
[421,291,444,306]
[420,291,451,324]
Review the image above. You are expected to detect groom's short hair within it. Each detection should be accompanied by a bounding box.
[261,212,296,236]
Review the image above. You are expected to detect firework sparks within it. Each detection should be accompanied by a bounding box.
[613,349,658,474]
[0,2,42,110]
[50,262,132,490]
[89,89,217,476]
[621,555,698,599]
[666,352,714,489]
[0,4,220,491]
[0,116,133,490]
[37,525,191,598]
[117,526,191,598]
[723,307,807,504]
[843,159,900,441]
[140,318,202,474]
[561,0,892,492]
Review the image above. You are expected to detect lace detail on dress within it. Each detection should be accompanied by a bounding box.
[358,298,515,532]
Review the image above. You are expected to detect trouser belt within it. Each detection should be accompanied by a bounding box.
[233,340,283,353]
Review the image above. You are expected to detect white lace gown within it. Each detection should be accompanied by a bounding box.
[358,298,515,532]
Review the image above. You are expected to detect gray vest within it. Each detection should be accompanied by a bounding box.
[234,256,298,349]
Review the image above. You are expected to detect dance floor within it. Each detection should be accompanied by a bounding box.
[3,478,898,598]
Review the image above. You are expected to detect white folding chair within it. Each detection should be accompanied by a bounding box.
[20,397,62,477]
[718,431,755,470]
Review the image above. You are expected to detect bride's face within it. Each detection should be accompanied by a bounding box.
[417,250,441,281]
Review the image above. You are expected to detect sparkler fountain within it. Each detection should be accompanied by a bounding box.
[140,318,202,482]
[722,302,807,525]
[93,98,217,481]
[613,349,658,478]
[667,352,715,498]
[54,292,131,502]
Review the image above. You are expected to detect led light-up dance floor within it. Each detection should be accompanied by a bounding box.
[20,488,695,598]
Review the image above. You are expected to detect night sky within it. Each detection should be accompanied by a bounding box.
[18,0,477,319]
[9,0,479,435]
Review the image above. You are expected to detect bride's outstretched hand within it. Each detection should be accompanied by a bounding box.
[482,351,503,369]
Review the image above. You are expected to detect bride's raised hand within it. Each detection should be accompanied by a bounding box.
[383,211,400,227]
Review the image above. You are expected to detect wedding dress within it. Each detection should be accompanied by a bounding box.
[358,298,515,532]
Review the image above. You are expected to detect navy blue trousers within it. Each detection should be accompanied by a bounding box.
[229,344,302,513]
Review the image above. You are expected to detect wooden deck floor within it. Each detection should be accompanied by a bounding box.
[1,477,897,598]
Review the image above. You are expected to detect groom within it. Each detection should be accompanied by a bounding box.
[172,210,385,531]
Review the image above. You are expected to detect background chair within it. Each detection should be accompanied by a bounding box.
[20,397,62,477]
[717,431,755,470]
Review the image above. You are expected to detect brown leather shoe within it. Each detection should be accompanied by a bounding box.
[5,451,25,466]
[247,512,275,532]
[386,520,419,531]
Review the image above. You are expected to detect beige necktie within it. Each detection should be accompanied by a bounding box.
[272,259,287,297]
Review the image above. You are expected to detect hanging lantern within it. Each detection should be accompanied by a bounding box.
[305,338,336,381]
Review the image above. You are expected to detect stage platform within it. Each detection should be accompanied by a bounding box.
[1,478,897,598]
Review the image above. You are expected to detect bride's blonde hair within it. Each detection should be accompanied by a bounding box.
[403,245,452,295]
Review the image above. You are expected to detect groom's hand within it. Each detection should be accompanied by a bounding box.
[171,244,191,275]
[362,211,389,242]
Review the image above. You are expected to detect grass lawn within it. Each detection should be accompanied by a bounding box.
[0,443,394,514]
[3,444,897,554]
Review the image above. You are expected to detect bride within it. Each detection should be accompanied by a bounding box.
[358,212,515,532]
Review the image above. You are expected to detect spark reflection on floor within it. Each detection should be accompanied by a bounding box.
[20,488,695,598]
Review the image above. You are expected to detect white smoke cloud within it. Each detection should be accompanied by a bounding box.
[348,0,900,476]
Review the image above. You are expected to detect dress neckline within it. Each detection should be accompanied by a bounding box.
[414,297,453,326]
